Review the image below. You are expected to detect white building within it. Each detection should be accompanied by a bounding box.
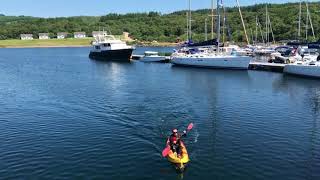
[20,34,33,40]
[39,33,50,40]
[74,32,86,39]
[57,32,68,39]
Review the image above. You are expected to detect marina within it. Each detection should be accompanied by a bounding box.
[1,0,320,179]
[1,46,320,179]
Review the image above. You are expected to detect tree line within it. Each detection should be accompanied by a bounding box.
[0,2,319,43]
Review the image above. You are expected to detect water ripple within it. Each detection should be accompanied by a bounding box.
[0,48,320,179]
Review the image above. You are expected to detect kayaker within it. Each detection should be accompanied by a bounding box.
[168,129,187,157]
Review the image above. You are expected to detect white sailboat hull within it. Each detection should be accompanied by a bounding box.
[284,64,320,78]
[171,56,251,70]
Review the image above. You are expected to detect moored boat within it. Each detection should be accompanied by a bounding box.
[284,58,320,78]
[140,51,167,62]
[171,53,251,70]
[89,33,134,61]
[170,0,252,70]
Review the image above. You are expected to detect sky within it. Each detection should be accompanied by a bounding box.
[0,0,317,17]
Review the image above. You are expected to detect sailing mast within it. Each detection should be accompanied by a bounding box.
[188,0,192,41]
[236,0,249,44]
[298,0,301,38]
[211,0,215,39]
[255,16,258,44]
[216,0,221,43]
[305,1,309,40]
[258,19,265,44]
[186,11,189,41]
[268,14,275,44]
[205,18,208,41]
[254,0,258,44]
[222,0,226,44]
[265,4,268,46]
[306,0,316,40]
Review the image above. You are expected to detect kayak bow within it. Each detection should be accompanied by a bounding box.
[165,139,190,172]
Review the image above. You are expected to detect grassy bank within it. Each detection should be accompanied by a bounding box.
[0,38,177,48]
[0,38,93,48]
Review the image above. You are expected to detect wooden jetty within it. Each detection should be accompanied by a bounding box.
[249,62,285,72]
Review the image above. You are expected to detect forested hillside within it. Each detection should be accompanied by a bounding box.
[0,2,319,43]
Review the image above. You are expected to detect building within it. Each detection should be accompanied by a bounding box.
[20,34,33,40]
[92,31,107,38]
[123,32,130,39]
[74,32,86,39]
[57,32,68,39]
[39,33,50,40]
[122,32,133,42]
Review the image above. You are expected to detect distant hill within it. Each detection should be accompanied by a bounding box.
[0,2,319,43]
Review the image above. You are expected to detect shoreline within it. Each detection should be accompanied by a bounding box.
[0,42,177,48]
[0,38,178,48]
[0,44,177,48]
[0,45,91,48]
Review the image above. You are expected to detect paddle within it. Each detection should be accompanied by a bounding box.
[162,123,194,157]
[187,123,193,131]
[162,146,171,157]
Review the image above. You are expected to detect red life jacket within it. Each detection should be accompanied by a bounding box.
[169,134,180,144]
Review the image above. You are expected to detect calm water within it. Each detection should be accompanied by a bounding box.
[0,47,319,180]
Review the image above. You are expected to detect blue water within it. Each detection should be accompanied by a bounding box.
[0,47,319,179]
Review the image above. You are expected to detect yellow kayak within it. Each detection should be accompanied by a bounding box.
[166,140,190,172]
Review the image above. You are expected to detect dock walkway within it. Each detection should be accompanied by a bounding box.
[249,62,285,72]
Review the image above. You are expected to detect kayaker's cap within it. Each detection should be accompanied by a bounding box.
[172,129,178,133]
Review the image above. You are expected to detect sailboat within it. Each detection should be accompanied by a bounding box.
[171,0,252,70]
[283,1,320,78]
[284,57,320,78]
[252,3,278,59]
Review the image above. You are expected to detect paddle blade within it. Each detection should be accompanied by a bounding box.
[187,123,194,131]
[162,146,170,157]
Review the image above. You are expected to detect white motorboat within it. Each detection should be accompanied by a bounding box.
[270,46,301,64]
[89,33,134,61]
[140,51,167,62]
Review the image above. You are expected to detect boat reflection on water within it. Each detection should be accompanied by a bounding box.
[171,65,250,81]
[277,75,320,177]
[273,74,320,116]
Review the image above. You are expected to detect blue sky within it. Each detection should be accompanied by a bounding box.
[0,0,316,17]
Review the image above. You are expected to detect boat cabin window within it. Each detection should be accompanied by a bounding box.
[103,43,111,47]
[95,46,100,50]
